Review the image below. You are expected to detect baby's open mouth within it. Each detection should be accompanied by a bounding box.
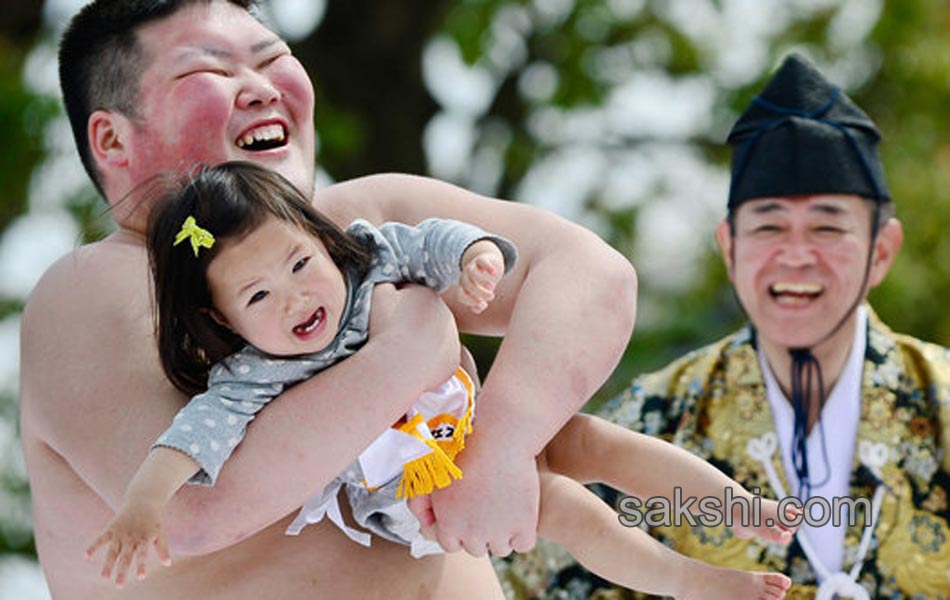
[293,307,325,335]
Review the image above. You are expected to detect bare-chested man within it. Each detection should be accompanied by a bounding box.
[18,1,637,598]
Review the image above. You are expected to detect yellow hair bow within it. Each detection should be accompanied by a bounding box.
[174,216,215,256]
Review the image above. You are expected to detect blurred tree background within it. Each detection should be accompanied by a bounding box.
[0,0,947,591]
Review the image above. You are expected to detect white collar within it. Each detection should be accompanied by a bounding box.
[755,306,875,581]
[757,305,868,495]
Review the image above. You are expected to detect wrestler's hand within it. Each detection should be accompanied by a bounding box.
[458,241,505,314]
[421,438,539,557]
[408,494,436,537]
[85,499,172,587]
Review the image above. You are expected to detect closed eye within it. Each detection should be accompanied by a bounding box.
[175,65,231,80]
[258,52,290,70]
[748,224,782,235]
[247,290,269,306]
[292,256,310,273]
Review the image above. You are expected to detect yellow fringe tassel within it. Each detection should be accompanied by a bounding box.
[437,403,473,460]
[394,368,477,499]
[435,367,476,460]
[396,439,462,499]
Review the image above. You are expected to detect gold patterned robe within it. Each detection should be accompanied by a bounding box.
[498,310,950,599]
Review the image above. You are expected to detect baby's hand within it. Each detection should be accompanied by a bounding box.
[459,241,505,313]
[85,500,171,588]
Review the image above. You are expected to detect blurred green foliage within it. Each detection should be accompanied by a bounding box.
[0,44,45,236]
[0,3,44,561]
[431,0,950,405]
[867,1,950,343]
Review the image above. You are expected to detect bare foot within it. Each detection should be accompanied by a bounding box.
[679,563,791,600]
[731,498,800,545]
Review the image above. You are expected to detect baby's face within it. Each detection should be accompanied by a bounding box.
[207,216,347,356]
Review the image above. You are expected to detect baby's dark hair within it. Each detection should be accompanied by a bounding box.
[148,161,372,396]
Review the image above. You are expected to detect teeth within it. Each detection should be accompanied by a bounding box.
[771,282,823,295]
[236,124,286,148]
[293,308,323,335]
[302,314,319,332]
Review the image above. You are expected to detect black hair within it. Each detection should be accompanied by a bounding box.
[147,161,372,395]
[58,0,258,197]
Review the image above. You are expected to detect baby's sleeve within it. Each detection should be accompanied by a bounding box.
[152,347,330,485]
[349,218,517,291]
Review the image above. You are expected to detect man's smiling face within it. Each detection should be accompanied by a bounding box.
[126,1,316,195]
[719,194,879,351]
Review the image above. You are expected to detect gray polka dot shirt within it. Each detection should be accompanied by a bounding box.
[153,218,516,486]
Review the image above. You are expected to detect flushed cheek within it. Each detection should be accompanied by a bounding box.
[174,87,232,144]
[271,60,314,114]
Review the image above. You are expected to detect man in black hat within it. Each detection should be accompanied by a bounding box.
[501,54,950,599]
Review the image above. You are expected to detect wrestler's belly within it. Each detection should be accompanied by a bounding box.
[41,510,502,599]
[31,458,501,600]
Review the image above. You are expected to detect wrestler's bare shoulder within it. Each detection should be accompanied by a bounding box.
[25,231,149,321]
[312,172,492,228]
[39,230,145,281]
[313,173,419,226]
[21,230,155,425]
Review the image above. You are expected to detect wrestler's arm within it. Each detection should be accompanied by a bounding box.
[318,173,638,553]
[19,240,459,556]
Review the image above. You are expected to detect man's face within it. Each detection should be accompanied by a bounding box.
[717,194,890,350]
[125,1,316,195]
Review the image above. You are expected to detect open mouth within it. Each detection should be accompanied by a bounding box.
[235,123,287,151]
[292,307,325,336]
[769,282,823,304]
